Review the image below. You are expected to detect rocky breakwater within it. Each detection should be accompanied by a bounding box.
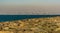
[0,16,60,33]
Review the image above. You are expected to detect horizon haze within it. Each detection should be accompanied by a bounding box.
[0,0,60,15]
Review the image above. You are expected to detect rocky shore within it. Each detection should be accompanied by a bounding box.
[0,16,60,33]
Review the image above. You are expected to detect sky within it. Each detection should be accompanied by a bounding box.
[0,0,60,15]
[0,0,60,6]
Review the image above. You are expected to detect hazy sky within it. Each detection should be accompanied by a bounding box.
[0,0,60,15]
[0,0,60,6]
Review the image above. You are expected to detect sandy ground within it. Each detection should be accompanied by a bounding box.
[0,31,13,33]
[0,16,60,33]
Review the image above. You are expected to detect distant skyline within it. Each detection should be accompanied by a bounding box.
[0,0,60,6]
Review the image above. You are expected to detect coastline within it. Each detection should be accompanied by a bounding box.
[0,16,60,33]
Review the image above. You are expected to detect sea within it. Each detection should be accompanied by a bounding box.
[0,15,59,22]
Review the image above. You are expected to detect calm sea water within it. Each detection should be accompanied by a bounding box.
[0,15,59,22]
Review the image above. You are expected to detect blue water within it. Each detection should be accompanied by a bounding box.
[0,15,59,22]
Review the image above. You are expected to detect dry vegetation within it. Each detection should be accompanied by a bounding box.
[0,16,60,33]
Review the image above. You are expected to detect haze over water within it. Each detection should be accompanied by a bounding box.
[0,0,60,15]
